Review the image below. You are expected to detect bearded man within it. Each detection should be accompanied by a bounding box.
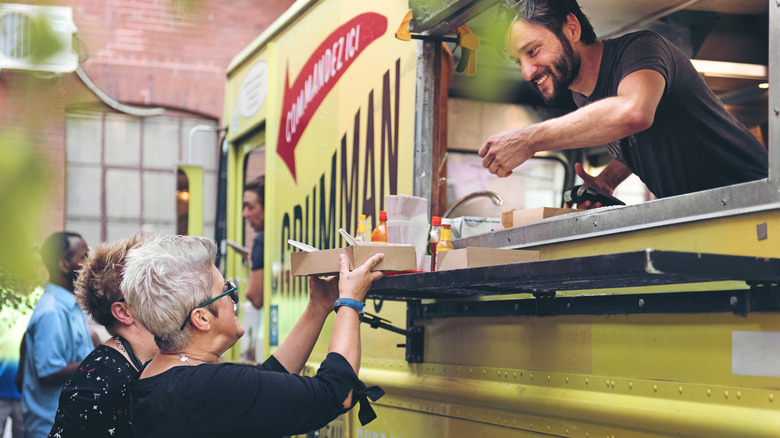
[479,0,767,207]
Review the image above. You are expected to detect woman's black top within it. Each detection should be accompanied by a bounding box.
[49,345,137,438]
[130,352,382,438]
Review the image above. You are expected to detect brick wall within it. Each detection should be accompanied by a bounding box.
[72,0,294,117]
[0,0,294,241]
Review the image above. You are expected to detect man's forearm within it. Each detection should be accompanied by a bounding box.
[596,160,632,192]
[245,268,264,309]
[530,96,648,154]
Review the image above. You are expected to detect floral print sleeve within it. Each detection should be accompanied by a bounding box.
[49,345,138,438]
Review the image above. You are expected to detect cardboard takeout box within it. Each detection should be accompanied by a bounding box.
[501,207,577,228]
[437,247,540,271]
[291,245,417,276]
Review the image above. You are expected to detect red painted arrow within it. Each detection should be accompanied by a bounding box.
[277,12,388,182]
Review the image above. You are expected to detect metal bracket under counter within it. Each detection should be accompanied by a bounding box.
[364,249,780,363]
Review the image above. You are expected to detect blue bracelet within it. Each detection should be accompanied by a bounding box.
[334,298,364,314]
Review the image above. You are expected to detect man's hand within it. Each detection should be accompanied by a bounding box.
[478,127,537,178]
[568,162,620,210]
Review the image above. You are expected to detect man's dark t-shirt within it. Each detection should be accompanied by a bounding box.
[572,31,768,198]
[251,231,264,271]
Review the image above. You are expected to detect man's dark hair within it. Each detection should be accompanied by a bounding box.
[40,231,84,278]
[504,0,597,45]
[244,175,265,207]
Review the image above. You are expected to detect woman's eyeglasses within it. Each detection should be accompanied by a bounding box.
[179,280,239,330]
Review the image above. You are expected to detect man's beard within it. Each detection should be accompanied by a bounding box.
[532,37,581,105]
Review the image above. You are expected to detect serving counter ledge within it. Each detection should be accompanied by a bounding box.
[367,249,780,301]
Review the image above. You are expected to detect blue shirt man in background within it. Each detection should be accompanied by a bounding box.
[21,232,93,438]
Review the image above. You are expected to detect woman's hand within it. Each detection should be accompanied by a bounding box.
[338,253,384,302]
[308,274,339,316]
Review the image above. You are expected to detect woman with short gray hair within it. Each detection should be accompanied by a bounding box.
[124,234,385,437]
[120,234,218,353]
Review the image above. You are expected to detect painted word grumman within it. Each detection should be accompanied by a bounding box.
[277,60,404,297]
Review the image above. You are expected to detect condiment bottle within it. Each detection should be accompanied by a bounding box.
[356,214,369,242]
[371,211,388,242]
[427,216,442,270]
[436,218,454,258]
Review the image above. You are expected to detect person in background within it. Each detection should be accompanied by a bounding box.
[242,176,265,309]
[21,232,93,438]
[0,291,39,438]
[479,0,768,207]
[0,348,24,438]
[125,234,385,437]
[48,234,158,438]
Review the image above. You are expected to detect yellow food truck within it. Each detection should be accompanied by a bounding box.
[220,1,779,436]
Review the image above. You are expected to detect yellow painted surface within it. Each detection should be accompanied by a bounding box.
[347,212,780,437]
[540,210,779,260]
